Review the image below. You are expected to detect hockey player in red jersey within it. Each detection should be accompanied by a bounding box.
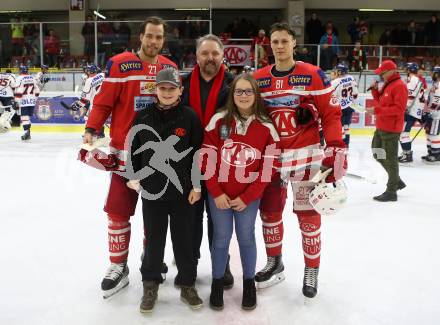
[253,22,347,298]
[81,17,177,298]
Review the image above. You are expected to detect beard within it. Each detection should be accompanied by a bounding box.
[141,44,160,58]
[200,61,220,77]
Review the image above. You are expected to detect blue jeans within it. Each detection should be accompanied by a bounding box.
[208,194,259,280]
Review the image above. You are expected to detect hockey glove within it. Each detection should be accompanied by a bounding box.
[11,100,19,110]
[321,141,347,183]
[295,101,319,127]
[70,101,82,112]
[78,147,120,171]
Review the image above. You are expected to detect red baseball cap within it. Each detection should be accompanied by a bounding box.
[374,60,397,75]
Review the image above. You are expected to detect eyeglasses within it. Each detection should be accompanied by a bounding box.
[234,88,255,96]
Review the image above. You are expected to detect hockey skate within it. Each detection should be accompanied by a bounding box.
[255,255,285,289]
[424,154,440,164]
[303,266,319,299]
[21,131,31,141]
[398,151,413,164]
[101,263,129,299]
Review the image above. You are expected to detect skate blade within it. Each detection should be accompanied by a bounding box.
[398,162,414,167]
[256,272,286,289]
[303,296,316,306]
[102,276,129,299]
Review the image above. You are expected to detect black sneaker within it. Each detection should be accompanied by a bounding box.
[373,191,397,202]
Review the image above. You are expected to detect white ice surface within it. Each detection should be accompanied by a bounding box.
[1,132,439,325]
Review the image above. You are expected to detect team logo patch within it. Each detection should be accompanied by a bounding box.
[269,108,299,138]
[105,60,113,77]
[140,81,156,95]
[35,99,52,121]
[219,124,230,139]
[288,75,312,86]
[174,128,186,137]
[134,96,154,111]
[330,94,339,106]
[256,77,272,88]
[119,61,143,73]
[317,69,331,86]
[221,140,258,167]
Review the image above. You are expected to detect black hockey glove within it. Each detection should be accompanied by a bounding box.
[295,102,319,127]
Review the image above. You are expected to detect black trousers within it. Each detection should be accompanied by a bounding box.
[141,198,197,286]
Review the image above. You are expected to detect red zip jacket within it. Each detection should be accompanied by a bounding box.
[201,111,280,205]
[371,73,408,133]
[86,52,177,151]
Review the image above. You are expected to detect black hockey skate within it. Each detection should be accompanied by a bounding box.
[255,255,285,289]
[21,131,31,141]
[101,263,129,299]
[424,154,440,164]
[302,266,319,298]
[398,151,413,164]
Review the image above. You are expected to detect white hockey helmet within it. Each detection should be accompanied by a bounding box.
[309,179,347,215]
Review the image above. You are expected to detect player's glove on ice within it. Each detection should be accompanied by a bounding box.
[321,141,347,183]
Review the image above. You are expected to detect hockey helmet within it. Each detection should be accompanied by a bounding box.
[41,64,49,71]
[19,65,29,74]
[335,63,349,74]
[406,62,419,74]
[432,66,440,80]
[309,179,347,215]
[86,63,99,74]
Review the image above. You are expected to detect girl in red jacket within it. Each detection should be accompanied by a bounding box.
[200,74,279,311]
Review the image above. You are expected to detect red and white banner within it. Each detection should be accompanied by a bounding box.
[223,45,251,66]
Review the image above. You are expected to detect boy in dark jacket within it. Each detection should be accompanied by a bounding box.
[128,68,204,313]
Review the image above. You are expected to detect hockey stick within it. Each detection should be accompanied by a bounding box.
[410,123,425,144]
[60,100,77,111]
[346,172,377,184]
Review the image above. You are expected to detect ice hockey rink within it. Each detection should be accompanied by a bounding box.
[1,131,439,325]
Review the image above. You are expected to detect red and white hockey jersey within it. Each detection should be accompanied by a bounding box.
[14,74,40,108]
[253,62,343,178]
[201,111,279,205]
[86,52,177,151]
[406,74,426,119]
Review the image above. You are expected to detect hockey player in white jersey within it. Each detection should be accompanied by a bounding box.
[331,63,359,147]
[35,64,50,91]
[14,66,40,140]
[0,69,17,132]
[422,66,440,164]
[73,64,105,137]
[399,62,426,163]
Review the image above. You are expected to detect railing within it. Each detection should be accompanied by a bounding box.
[1,20,211,69]
[1,19,439,74]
